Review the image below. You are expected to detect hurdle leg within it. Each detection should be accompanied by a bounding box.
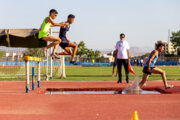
[25,60,30,93]
[46,48,49,81]
[32,67,35,90]
[37,61,40,88]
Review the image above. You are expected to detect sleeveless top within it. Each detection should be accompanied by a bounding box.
[38,16,51,39]
[144,52,159,67]
[59,23,70,41]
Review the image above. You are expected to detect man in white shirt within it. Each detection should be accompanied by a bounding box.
[114,33,130,83]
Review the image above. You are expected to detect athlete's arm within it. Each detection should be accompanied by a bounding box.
[59,22,66,27]
[46,17,65,27]
[147,50,158,71]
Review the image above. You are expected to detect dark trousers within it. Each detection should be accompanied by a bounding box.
[117,59,129,83]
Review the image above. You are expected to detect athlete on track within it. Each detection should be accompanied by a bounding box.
[139,43,174,89]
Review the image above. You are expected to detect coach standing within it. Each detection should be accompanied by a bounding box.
[115,33,130,83]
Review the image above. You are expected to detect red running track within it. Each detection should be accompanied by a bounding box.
[0,81,180,120]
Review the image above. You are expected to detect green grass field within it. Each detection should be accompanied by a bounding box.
[0,66,180,81]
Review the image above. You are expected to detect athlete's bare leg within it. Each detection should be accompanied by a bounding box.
[112,65,116,77]
[68,42,78,61]
[140,67,173,89]
[139,73,149,88]
[42,35,61,57]
[57,47,72,55]
[149,67,173,88]
[56,42,78,61]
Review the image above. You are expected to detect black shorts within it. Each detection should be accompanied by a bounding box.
[143,66,155,75]
[60,41,69,49]
[39,38,43,41]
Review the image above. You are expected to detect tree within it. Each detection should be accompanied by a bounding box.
[177,48,180,56]
[76,41,88,57]
[96,56,105,62]
[76,41,102,60]
[23,48,43,57]
[94,50,101,58]
[171,30,180,55]
[171,30,180,47]
[86,49,94,58]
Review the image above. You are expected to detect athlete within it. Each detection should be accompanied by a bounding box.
[112,50,118,77]
[38,9,65,58]
[139,43,174,89]
[56,14,78,64]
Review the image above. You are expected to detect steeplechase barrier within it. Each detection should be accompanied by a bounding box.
[24,56,41,93]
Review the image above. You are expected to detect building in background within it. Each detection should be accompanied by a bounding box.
[6,52,23,61]
[0,47,25,61]
[155,41,177,55]
[100,51,114,62]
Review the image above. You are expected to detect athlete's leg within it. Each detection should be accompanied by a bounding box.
[149,67,173,88]
[68,42,78,62]
[56,47,72,55]
[52,44,60,57]
[112,64,116,77]
[139,73,149,88]
[42,35,61,56]
[42,35,61,49]
[116,66,119,77]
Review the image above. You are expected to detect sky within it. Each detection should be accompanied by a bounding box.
[1,0,180,50]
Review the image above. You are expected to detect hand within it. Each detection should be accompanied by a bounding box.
[59,22,66,27]
[147,67,151,72]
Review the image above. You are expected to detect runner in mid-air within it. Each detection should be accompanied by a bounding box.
[38,9,65,58]
[56,14,78,64]
[139,43,174,89]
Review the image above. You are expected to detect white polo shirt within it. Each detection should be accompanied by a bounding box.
[115,40,130,59]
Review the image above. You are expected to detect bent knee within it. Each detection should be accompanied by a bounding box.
[56,38,61,42]
[160,70,165,75]
[67,52,72,55]
[73,44,78,48]
[66,50,72,55]
[69,51,73,55]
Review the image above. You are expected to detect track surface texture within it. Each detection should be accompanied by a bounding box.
[0,81,180,120]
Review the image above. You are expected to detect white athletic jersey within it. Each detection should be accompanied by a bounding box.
[115,40,130,59]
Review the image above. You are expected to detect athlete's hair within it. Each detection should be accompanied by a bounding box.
[68,14,75,19]
[49,9,58,14]
[156,43,164,49]
[120,33,125,37]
